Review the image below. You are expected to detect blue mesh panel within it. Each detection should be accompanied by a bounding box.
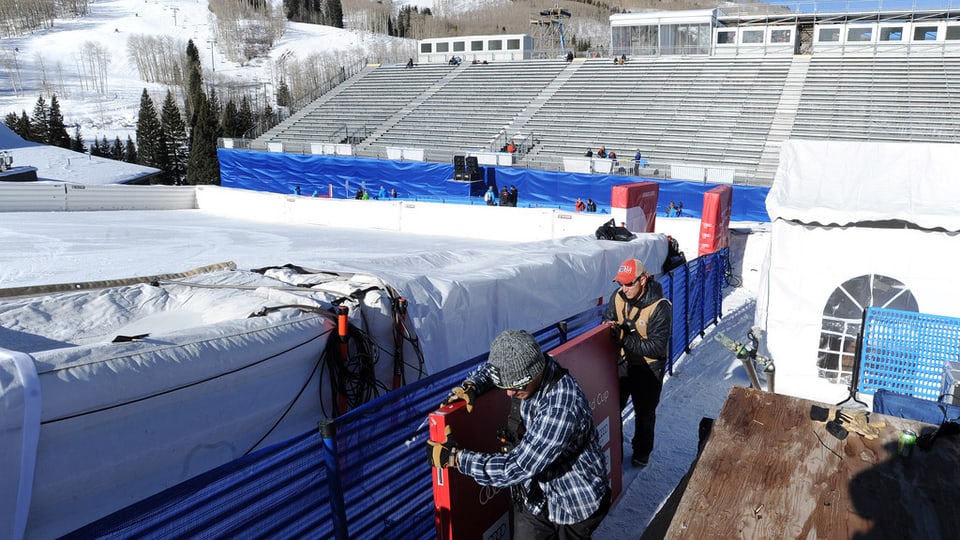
[858,307,960,401]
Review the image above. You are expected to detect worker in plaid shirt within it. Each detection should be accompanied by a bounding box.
[428,329,611,538]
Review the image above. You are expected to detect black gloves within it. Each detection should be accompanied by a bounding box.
[441,381,478,412]
[426,426,459,468]
[810,405,884,440]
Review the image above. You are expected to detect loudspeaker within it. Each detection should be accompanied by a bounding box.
[453,155,465,174]
[465,156,479,173]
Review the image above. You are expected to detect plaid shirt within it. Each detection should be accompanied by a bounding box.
[457,360,610,524]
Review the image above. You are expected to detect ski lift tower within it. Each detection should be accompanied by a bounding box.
[530,4,572,58]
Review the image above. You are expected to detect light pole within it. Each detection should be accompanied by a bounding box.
[206,39,216,72]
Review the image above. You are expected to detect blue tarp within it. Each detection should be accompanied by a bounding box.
[218,149,771,221]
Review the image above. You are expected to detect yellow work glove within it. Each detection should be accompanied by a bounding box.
[425,426,459,468]
[441,381,477,412]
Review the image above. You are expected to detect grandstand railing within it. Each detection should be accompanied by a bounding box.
[70,249,728,538]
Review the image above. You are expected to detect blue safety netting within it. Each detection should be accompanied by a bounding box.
[858,307,960,401]
[218,149,771,221]
[68,250,728,539]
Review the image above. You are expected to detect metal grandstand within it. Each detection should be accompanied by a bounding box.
[241,2,960,186]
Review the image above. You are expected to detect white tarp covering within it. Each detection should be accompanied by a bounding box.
[767,139,960,231]
[0,200,668,537]
[757,140,960,403]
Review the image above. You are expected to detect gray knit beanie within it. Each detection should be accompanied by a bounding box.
[487,329,545,389]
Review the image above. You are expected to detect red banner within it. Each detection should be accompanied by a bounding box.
[698,185,732,257]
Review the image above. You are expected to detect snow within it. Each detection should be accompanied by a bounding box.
[0,0,414,145]
[0,2,850,535]
[0,200,848,537]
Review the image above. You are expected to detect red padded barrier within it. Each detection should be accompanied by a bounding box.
[610,182,659,232]
[698,185,732,257]
[430,324,621,539]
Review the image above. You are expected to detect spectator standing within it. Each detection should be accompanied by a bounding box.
[666,201,675,217]
[377,185,386,200]
[390,188,398,198]
[575,197,586,212]
[294,185,301,196]
[597,147,607,159]
[430,330,611,538]
[355,188,364,200]
[508,185,518,207]
[676,201,683,217]
[500,186,510,206]
[602,259,672,468]
[586,198,597,212]
[584,148,593,158]
[484,185,496,206]
[633,150,642,175]
[506,140,516,153]
[361,190,370,200]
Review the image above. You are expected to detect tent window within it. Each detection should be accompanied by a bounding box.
[817,274,918,385]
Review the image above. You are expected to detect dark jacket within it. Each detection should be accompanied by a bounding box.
[602,280,672,365]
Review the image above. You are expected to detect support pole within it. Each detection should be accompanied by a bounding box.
[319,420,350,540]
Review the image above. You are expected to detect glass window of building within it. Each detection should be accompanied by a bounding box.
[914,26,938,41]
[819,27,841,42]
[742,30,764,44]
[471,40,483,51]
[420,43,432,53]
[717,30,736,44]
[453,41,465,52]
[847,27,872,42]
[947,26,960,40]
[507,38,520,50]
[880,27,903,41]
[436,42,449,53]
[770,29,791,43]
[488,39,503,51]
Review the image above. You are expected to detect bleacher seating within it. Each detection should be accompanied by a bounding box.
[251,52,960,186]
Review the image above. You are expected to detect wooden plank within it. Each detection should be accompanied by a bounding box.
[666,386,960,538]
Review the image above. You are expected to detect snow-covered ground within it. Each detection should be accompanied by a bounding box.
[0,0,414,144]
[0,201,822,537]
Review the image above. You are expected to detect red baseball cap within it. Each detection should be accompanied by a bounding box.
[614,258,647,285]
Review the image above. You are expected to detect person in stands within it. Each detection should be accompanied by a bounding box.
[405,57,414,68]
[575,197,586,212]
[430,330,611,538]
[596,146,607,159]
[602,259,673,468]
[633,149,642,175]
[507,140,516,153]
[584,148,593,158]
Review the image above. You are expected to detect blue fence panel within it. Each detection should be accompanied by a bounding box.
[68,252,726,539]
[858,307,960,401]
[68,430,334,539]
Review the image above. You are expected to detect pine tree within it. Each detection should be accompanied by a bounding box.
[4,112,18,131]
[135,88,164,170]
[221,99,239,138]
[90,137,103,157]
[186,40,204,127]
[99,136,111,157]
[16,111,32,140]
[124,135,137,163]
[111,136,124,161]
[237,96,254,137]
[30,95,50,144]
[70,125,86,153]
[160,90,189,185]
[186,91,221,185]
[276,79,292,108]
[323,0,343,28]
[48,95,71,148]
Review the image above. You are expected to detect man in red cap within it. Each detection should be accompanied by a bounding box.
[602,258,672,468]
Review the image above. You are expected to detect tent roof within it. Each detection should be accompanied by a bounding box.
[767,140,960,232]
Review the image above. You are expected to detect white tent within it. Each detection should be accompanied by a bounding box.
[756,139,960,403]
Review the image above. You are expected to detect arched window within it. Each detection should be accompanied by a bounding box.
[817,274,918,384]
